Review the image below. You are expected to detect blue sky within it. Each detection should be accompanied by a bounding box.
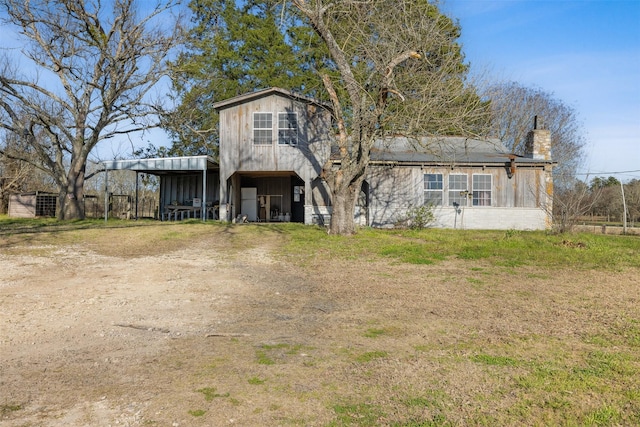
[441,0,640,182]
[2,1,638,182]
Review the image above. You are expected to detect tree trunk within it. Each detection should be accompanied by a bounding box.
[58,164,86,220]
[329,176,364,235]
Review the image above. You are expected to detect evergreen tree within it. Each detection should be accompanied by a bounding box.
[163,0,324,157]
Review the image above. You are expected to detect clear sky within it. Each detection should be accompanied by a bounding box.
[441,0,640,182]
[2,1,639,182]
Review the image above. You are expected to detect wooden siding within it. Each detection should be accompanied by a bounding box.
[218,92,333,222]
[8,193,57,218]
[218,94,332,181]
[366,164,552,229]
[215,89,553,229]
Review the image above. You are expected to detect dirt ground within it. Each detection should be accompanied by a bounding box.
[1,225,639,426]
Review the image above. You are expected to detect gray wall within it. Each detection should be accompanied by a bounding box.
[160,173,219,208]
[366,164,553,229]
[217,93,333,222]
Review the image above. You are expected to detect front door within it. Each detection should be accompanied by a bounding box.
[292,180,305,223]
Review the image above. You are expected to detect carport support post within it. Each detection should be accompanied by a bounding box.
[104,168,108,222]
[135,172,139,220]
[202,168,207,221]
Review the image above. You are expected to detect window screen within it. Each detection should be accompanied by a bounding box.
[448,174,468,207]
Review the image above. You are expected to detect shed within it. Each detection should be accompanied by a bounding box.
[8,192,57,218]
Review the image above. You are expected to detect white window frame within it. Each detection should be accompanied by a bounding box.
[278,112,298,145]
[472,174,492,206]
[424,173,443,206]
[448,174,468,207]
[253,112,273,145]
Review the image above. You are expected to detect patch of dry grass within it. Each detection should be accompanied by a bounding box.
[1,219,638,426]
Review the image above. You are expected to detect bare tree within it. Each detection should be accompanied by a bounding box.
[0,123,57,213]
[625,179,640,227]
[289,0,490,235]
[552,178,601,233]
[482,81,586,189]
[0,0,183,219]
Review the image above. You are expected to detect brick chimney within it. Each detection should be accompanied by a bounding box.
[525,116,551,160]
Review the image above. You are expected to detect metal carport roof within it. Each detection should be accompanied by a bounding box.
[102,155,218,174]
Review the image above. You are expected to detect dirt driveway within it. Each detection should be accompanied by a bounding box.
[1,224,639,426]
[1,229,287,425]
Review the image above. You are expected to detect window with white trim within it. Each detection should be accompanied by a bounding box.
[472,174,492,206]
[424,173,443,206]
[448,174,468,207]
[278,112,298,145]
[253,112,272,144]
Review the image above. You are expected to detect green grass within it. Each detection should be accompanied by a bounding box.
[2,218,639,426]
[0,404,23,415]
[196,387,229,401]
[248,377,266,385]
[363,328,387,338]
[1,218,637,269]
[354,351,388,363]
[284,225,640,270]
[256,349,275,365]
[188,409,206,417]
[330,403,384,426]
[254,343,311,365]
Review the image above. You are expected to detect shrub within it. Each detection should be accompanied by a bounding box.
[404,204,435,229]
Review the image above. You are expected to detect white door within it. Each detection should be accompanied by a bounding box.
[240,187,257,221]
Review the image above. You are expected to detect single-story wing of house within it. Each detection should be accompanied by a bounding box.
[105,87,556,230]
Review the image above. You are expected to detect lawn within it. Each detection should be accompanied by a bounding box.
[1,218,639,426]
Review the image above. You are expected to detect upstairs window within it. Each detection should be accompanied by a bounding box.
[424,173,443,206]
[253,112,272,144]
[278,112,298,145]
[448,174,468,207]
[472,174,492,206]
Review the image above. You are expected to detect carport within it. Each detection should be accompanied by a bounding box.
[102,156,219,221]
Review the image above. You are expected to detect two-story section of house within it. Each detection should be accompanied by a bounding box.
[213,87,334,224]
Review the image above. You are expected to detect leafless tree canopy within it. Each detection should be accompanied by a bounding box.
[0,0,183,219]
[482,81,586,188]
[290,0,490,234]
[0,131,57,213]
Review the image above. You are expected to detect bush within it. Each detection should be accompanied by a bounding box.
[404,204,435,229]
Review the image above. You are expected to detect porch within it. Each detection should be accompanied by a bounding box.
[224,171,306,223]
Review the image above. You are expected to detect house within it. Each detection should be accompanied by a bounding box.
[212,87,334,224]
[213,87,555,229]
[105,87,555,230]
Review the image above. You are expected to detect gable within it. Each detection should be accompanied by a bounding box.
[212,87,331,112]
